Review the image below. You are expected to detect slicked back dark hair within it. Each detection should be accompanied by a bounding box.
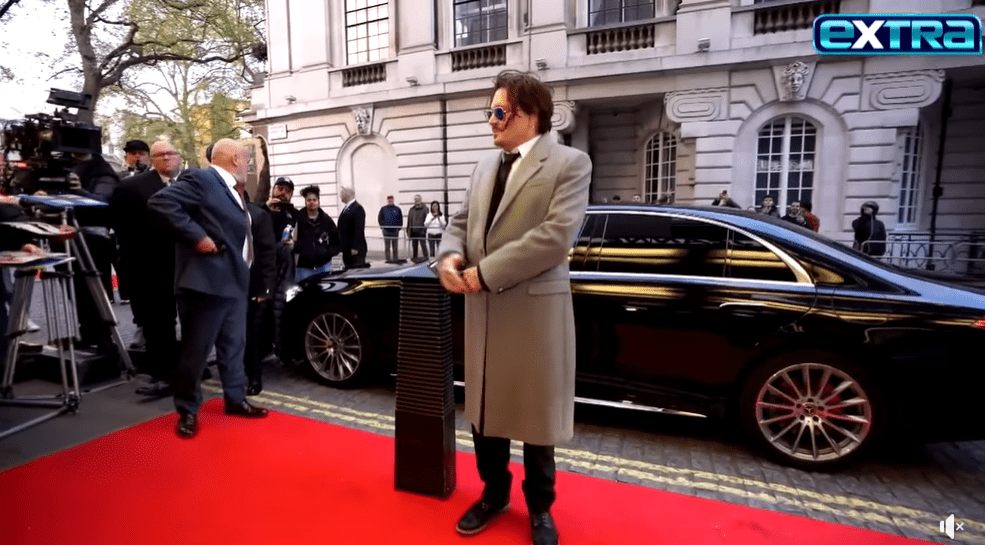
[301,185,320,198]
[491,70,553,134]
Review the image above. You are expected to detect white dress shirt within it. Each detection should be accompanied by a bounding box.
[504,133,542,194]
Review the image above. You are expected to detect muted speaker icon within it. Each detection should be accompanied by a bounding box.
[939,514,963,539]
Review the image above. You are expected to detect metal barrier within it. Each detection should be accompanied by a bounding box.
[842,230,984,278]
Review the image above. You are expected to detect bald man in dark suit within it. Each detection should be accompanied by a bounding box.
[148,139,268,438]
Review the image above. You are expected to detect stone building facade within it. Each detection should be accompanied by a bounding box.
[243,0,984,250]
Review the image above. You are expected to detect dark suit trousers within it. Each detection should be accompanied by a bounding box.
[174,290,247,415]
[245,297,268,382]
[471,426,556,513]
[130,283,177,381]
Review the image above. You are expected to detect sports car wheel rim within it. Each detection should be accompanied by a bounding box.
[304,312,362,382]
[755,362,872,463]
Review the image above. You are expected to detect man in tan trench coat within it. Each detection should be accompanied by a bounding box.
[437,71,591,545]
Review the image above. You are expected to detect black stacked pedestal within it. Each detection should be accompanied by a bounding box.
[395,279,456,498]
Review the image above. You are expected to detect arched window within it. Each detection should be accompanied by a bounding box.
[755,116,816,211]
[897,124,924,226]
[643,131,676,204]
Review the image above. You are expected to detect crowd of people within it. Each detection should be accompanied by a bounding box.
[706,190,886,256]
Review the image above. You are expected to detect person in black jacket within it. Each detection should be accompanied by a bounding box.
[711,190,741,209]
[108,140,181,395]
[245,198,276,395]
[262,177,299,242]
[406,194,429,262]
[294,185,340,281]
[258,176,298,365]
[67,153,120,350]
[852,201,887,256]
[338,186,368,268]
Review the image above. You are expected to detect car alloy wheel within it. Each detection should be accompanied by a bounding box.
[304,308,365,385]
[741,355,878,470]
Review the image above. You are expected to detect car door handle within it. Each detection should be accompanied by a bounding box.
[719,302,767,310]
[623,305,645,312]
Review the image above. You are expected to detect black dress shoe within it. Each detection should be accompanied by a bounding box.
[246,379,263,396]
[455,499,510,535]
[224,400,268,418]
[529,511,558,545]
[176,413,198,438]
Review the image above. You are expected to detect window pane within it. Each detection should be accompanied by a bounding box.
[643,132,676,204]
[897,125,923,225]
[455,0,507,46]
[597,214,727,277]
[726,232,797,282]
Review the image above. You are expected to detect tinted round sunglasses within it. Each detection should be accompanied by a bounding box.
[483,107,512,121]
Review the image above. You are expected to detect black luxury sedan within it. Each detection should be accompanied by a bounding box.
[280,204,984,470]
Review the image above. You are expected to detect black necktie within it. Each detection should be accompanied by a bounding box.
[485,152,520,236]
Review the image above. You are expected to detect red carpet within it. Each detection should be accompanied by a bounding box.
[0,400,930,545]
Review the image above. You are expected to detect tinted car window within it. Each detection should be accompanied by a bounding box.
[595,213,727,277]
[570,213,605,271]
[725,230,798,283]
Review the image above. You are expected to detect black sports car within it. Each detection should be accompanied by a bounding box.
[281,204,984,470]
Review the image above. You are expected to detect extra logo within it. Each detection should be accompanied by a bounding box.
[813,14,983,55]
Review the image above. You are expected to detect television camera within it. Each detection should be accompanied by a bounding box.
[1,89,102,195]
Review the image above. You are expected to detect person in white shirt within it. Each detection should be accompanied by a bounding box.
[423,200,446,258]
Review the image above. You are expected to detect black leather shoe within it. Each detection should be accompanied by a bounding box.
[455,499,510,535]
[246,379,263,396]
[176,413,197,438]
[224,400,268,418]
[529,511,558,545]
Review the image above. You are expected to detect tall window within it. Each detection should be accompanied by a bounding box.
[755,116,816,211]
[590,0,654,26]
[454,0,508,47]
[346,0,389,65]
[897,125,924,226]
[644,131,676,204]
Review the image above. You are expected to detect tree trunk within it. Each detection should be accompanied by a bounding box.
[68,0,100,124]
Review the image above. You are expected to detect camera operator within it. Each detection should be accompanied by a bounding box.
[60,152,120,352]
[852,201,887,257]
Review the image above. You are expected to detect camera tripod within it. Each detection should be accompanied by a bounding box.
[1,203,136,440]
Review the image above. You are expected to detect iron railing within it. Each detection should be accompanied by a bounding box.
[851,230,985,278]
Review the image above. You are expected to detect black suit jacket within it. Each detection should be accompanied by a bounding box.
[338,200,367,264]
[109,170,175,275]
[247,203,277,299]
